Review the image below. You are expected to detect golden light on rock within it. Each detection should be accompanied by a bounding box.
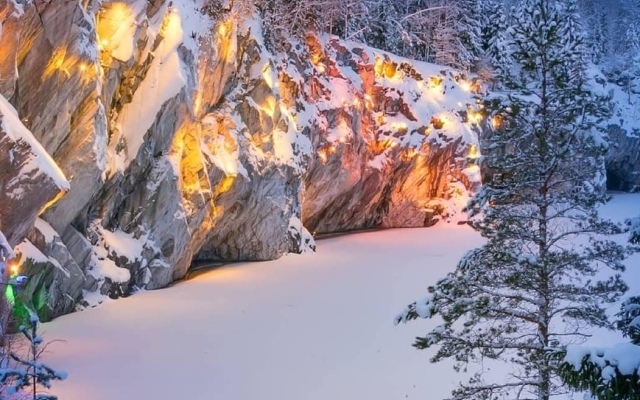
[428,76,443,88]
[492,115,503,129]
[218,23,227,36]
[317,144,337,164]
[162,10,182,38]
[374,56,383,78]
[467,111,482,124]
[318,149,328,164]
[262,96,277,117]
[467,144,479,159]
[400,148,419,161]
[262,63,274,88]
[216,175,236,195]
[44,47,69,79]
[39,188,68,215]
[194,92,203,116]
[430,115,447,129]
[9,262,18,276]
[383,62,396,79]
[310,52,322,65]
[371,137,398,154]
[389,122,408,131]
[96,3,133,50]
[364,94,373,109]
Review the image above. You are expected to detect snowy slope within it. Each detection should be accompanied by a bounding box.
[39,194,640,400]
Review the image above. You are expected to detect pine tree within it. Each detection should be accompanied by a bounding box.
[479,0,512,87]
[555,219,640,400]
[431,0,481,70]
[0,314,67,399]
[556,298,640,400]
[395,1,630,399]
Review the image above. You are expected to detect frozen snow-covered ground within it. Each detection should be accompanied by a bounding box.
[41,194,640,400]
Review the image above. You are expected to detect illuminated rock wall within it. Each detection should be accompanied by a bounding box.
[0,0,480,319]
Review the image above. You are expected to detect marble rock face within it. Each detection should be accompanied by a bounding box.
[0,95,69,248]
[0,0,480,320]
[606,126,640,192]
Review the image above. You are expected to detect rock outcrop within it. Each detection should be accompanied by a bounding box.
[0,95,69,247]
[0,0,480,320]
[606,126,640,192]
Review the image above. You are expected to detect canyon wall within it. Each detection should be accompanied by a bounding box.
[0,0,482,320]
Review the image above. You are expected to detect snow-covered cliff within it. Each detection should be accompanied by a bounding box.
[0,0,481,320]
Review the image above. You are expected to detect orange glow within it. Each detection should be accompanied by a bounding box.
[262,63,274,88]
[400,148,419,161]
[162,11,182,39]
[389,122,408,131]
[317,145,337,164]
[467,111,482,124]
[467,144,479,159]
[459,81,471,92]
[374,56,383,78]
[39,188,68,215]
[194,92,202,116]
[353,97,361,108]
[430,115,447,129]
[318,149,328,164]
[216,175,236,195]
[428,76,443,89]
[371,137,398,154]
[218,23,227,36]
[383,62,396,79]
[44,47,68,79]
[364,94,373,109]
[79,63,87,72]
[96,3,133,48]
[342,100,349,111]
[262,96,276,117]
[491,115,502,129]
[310,52,322,65]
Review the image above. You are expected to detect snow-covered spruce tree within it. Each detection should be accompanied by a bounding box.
[628,217,640,245]
[555,225,640,400]
[478,0,511,87]
[554,298,640,400]
[395,1,630,399]
[0,314,67,399]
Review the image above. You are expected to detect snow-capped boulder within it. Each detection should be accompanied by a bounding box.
[17,219,86,320]
[0,95,69,247]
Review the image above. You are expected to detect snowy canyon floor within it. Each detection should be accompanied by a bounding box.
[41,194,640,400]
